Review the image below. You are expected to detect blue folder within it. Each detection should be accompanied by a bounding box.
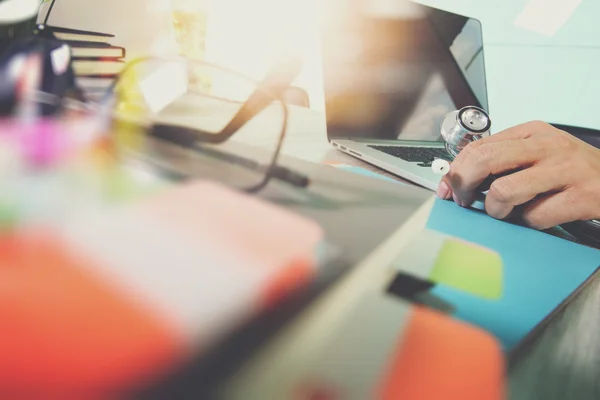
[335,165,600,350]
[427,199,600,350]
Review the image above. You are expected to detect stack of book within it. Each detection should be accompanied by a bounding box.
[37,24,126,102]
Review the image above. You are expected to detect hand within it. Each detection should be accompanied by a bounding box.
[436,121,600,230]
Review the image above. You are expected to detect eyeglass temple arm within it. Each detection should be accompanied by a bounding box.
[148,123,309,188]
[216,57,303,142]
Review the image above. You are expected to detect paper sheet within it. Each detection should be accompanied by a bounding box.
[514,0,583,36]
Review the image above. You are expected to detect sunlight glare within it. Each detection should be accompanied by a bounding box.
[203,0,325,109]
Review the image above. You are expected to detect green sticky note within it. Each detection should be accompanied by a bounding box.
[429,239,503,300]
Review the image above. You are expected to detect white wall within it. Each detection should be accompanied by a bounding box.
[204,0,325,109]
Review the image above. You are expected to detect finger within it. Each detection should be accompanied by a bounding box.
[484,164,567,220]
[436,179,453,200]
[478,170,521,193]
[468,120,547,149]
[446,138,546,204]
[441,120,552,205]
[520,189,581,230]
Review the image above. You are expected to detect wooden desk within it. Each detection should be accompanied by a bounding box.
[151,98,599,398]
[508,270,600,400]
[242,106,600,400]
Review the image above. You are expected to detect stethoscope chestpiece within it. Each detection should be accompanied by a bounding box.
[440,106,492,159]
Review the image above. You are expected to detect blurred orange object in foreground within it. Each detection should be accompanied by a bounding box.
[379,307,505,400]
[0,232,183,397]
[0,181,324,397]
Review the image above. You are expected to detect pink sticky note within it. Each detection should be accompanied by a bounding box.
[58,181,325,343]
[136,180,325,309]
[138,180,324,271]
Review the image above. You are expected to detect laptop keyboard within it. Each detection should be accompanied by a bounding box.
[368,145,453,164]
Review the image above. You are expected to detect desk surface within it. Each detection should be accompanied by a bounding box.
[235,105,600,399]
[230,0,600,393]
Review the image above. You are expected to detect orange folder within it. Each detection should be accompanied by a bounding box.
[380,306,505,400]
[285,294,505,400]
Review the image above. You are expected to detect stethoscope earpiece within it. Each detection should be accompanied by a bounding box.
[432,158,450,176]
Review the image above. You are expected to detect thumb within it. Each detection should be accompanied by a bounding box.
[436,179,453,200]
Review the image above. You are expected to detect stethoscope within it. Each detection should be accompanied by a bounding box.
[432,105,491,175]
[437,106,600,248]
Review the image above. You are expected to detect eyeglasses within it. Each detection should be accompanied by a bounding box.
[3,34,310,193]
[96,56,310,193]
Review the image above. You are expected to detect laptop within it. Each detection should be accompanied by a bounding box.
[322,0,489,191]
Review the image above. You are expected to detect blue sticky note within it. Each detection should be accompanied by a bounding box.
[427,199,600,350]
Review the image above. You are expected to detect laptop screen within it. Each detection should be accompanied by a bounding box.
[323,0,489,142]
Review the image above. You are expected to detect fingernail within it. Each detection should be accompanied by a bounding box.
[436,181,450,199]
[453,193,465,207]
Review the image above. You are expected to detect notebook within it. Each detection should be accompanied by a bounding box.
[427,199,600,350]
[41,25,114,43]
[69,44,125,59]
[339,167,600,351]
[71,59,124,76]
[41,0,179,60]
